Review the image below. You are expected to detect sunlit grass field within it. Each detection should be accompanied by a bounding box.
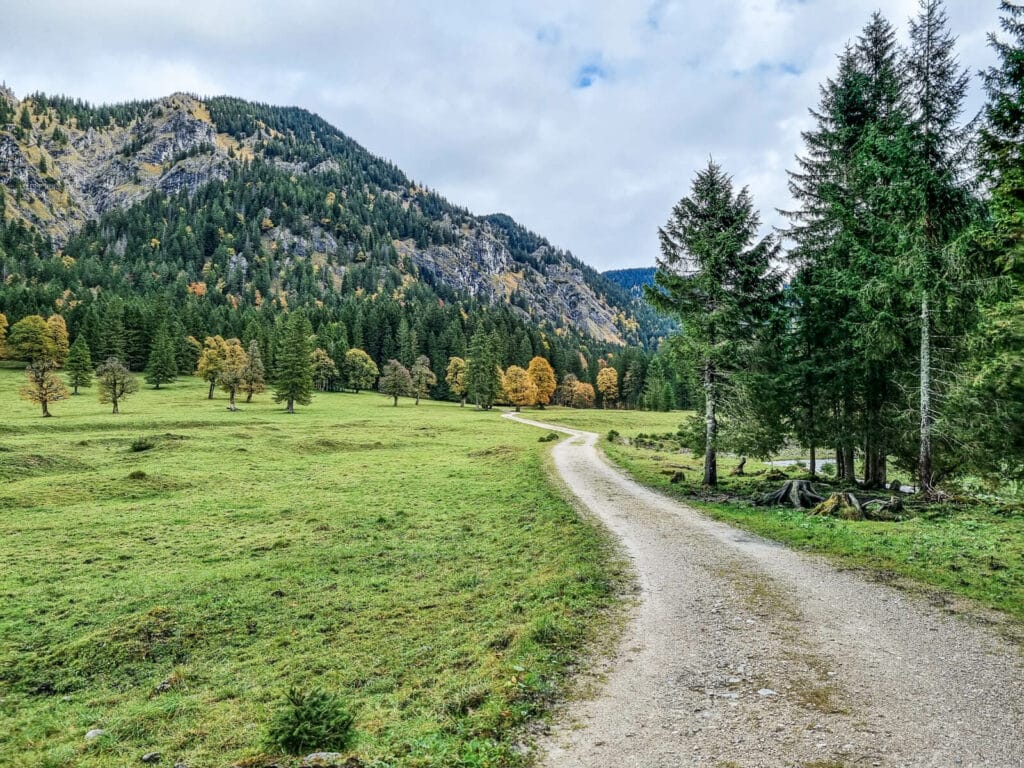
[0,370,627,768]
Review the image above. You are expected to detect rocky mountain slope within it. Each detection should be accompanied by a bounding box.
[0,86,643,345]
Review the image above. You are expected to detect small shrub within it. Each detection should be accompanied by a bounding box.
[130,437,156,453]
[821,462,836,477]
[538,432,559,443]
[607,429,619,443]
[127,470,147,480]
[267,687,355,755]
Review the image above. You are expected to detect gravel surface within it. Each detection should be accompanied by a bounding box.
[506,414,1024,768]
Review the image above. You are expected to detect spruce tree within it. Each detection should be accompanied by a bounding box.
[274,311,314,413]
[65,336,93,395]
[145,325,178,389]
[647,160,780,486]
[467,328,501,409]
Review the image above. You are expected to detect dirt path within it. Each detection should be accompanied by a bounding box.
[506,414,1024,768]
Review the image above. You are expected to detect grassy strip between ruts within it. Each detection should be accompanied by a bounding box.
[0,371,628,768]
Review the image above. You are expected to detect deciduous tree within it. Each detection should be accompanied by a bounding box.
[219,338,249,410]
[343,348,378,393]
[596,366,619,409]
[379,359,412,406]
[96,357,138,414]
[445,356,468,406]
[46,315,69,366]
[196,335,229,399]
[571,381,596,409]
[19,360,69,417]
[241,340,266,402]
[527,356,556,409]
[7,315,54,364]
[502,365,537,412]
[410,354,436,405]
[311,347,339,392]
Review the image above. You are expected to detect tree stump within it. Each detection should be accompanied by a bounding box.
[730,457,747,476]
[757,480,824,509]
[810,492,864,520]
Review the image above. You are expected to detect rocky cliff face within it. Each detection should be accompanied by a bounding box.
[0,88,634,344]
[0,92,231,244]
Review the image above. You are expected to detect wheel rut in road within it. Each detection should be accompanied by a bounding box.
[506,413,1024,768]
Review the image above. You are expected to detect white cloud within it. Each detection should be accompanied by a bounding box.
[0,0,1000,269]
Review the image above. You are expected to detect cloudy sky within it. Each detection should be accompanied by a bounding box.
[0,1,1001,270]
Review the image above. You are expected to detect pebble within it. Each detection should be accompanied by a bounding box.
[84,728,104,741]
[758,688,777,697]
[141,753,161,764]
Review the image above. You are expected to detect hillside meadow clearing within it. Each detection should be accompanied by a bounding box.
[0,369,634,768]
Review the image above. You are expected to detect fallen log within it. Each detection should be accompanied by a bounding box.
[756,480,824,509]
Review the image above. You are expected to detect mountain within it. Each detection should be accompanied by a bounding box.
[0,86,648,346]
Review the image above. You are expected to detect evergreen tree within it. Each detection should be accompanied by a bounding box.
[145,325,178,389]
[98,301,126,362]
[274,311,314,413]
[65,335,93,394]
[467,328,501,409]
[647,160,780,486]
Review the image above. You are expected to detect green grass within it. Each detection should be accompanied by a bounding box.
[0,371,626,768]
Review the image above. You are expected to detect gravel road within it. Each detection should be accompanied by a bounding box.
[506,414,1024,768]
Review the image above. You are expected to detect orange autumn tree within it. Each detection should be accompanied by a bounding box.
[503,365,537,412]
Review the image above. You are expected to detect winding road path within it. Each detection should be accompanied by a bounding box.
[506,413,1024,768]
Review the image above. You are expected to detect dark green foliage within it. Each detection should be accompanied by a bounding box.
[273,312,314,413]
[539,432,560,443]
[65,336,92,394]
[130,437,155,453]
[466,329,501,409]
[145,325,177,389]
[266,687,355,755]
[647,160,781,485]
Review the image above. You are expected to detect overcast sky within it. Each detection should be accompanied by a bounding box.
[0,1,1001,270]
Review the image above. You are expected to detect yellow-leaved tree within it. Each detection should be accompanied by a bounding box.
[596,366,619,409]
[527,356,556,409]
[196,335,229,399]
[503,365,537,412]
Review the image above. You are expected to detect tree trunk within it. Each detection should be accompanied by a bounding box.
[415,394,420,405]
[460,395,466,407]
[73,384,79,395]
[286,397,294,414]
[515,404,521,412]
[919,293,933,493]
[155,383,161,390]
[208,380,215,399]
[835,445,846,481]
[41,400,50,417]
[228,389,237,411]
[393,395,398,406]
[246,391,253,403]
[112,397,119,415]
[703,361,717,487]
[809,444,816,477]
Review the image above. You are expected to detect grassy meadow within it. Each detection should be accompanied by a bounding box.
[0,370,627,768]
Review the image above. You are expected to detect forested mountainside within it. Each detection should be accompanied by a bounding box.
[0,87,654,344]
[603,267,657,296]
